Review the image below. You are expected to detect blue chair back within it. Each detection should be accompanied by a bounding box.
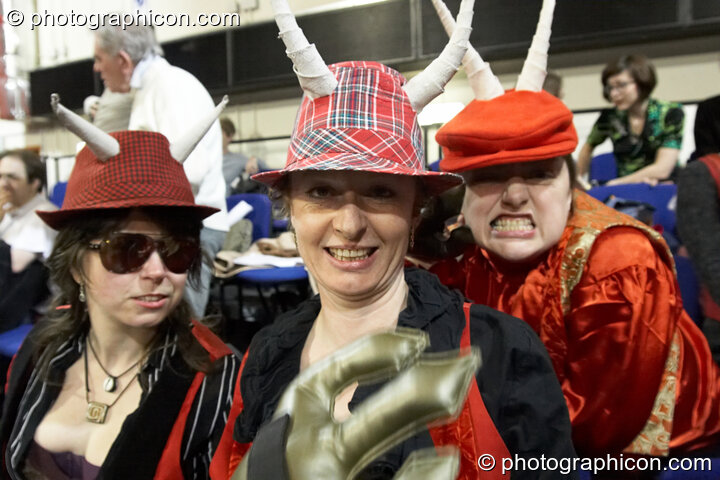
[49,181,68,208]
[0,324,32,357]
[589,153,618,183]
[658,457,720,479]
[227,193,272,242]
[587,183,678,234]
[674,255,703,326]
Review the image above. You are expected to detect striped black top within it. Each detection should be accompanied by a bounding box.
[2,329,240,480]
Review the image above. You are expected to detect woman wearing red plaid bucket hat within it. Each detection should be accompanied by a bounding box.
[429,0,720,461]
[0,96,244,479]
[227,1,575,479]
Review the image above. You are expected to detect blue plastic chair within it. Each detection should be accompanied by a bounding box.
[428,160,441,172]
[220,193,309,321]
[578,470,592,480]
[49,181,68,208]
[587,183,678,235]
[0,324,32,357]
[658,457,720,479]
[227,193,272,241]
[589,153,618,183]
[235,266,308,313]
[674,255,703,327]
[272,218,289,233]
[219,264,309,321]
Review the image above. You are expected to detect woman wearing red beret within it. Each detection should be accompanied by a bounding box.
[430,0,720,461]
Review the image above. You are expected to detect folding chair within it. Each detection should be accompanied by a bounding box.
[219,193,310,325]
[49,181,68,208]
[589,152,618,184]
[587,183,678,235]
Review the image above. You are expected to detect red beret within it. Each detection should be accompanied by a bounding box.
[436,90,578,172]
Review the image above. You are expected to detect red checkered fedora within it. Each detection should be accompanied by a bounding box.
[253,0,478,195]
[37,131,218,229]
[36,94,226,229]
[252,61,462,195]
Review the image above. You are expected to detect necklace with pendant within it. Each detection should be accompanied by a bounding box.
[87,336,142,392]
[84,339,142,424]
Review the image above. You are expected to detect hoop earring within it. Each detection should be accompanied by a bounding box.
[79,284,86,303]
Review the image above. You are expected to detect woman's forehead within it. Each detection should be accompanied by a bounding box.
[608,70,633,83]
[289,170,416,186]
[463,157,565,179]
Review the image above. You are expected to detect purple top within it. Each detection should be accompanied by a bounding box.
[25,441,101,480]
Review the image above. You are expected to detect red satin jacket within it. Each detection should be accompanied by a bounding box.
[432,191,720,456]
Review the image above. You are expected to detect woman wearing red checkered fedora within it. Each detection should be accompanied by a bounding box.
[428,0,720,463]
[226,1,576,479]
[0,96,243,479]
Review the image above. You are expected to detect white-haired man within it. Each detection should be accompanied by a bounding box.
[93,24,228,318]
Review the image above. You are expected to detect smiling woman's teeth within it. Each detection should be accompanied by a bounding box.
[491,218,534,231]
[137,295,164,302]
[328,248,371,261]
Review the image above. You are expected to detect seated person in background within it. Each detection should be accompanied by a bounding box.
[543,69,564,99]
[677,138,720,364]
[691,93,720,160]
[220,117,267,196]
[677,89,720,364]
[229,1,576,478]
[0,97,242,479]
[576,54,684,186]
[0,149,56,331]
[430,0,720,460]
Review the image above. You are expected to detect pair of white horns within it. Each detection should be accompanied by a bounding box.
[431,0,556,100]
[271,0,476,113]
[50,93,229,162]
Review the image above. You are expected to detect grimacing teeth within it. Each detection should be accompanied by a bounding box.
[491,217,535,231]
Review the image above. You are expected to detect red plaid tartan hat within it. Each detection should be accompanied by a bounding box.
[253,61,462,195]
[37,131,218,229]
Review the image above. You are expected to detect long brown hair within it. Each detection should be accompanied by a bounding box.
[31,207,210,379]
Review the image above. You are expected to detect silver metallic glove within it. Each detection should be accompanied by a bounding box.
[232,328,481,480]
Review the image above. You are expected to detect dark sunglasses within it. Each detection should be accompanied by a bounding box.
[87,232,200,274]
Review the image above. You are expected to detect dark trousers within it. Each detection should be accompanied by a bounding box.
[0,241,50,333]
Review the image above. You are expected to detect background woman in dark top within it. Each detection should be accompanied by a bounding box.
[677,154,720,366]
[577,54,684,186]
[0,97,242,480]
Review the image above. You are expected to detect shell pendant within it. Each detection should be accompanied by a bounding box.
[103,376,117,392]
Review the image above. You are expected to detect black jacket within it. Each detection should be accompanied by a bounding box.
[235,268,577,479]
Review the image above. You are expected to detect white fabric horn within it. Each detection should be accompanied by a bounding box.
[431,0,504,101]
[515,0,555,91]
[170,95,229,164]
[50,93,120,161]
[402,0,474,112]
[271,0,338,99]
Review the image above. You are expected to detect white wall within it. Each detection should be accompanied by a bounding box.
[7,0,356,68]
